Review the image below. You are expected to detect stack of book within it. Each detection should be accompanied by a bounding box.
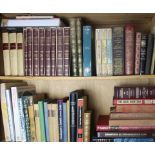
[95,25,155,76]
[93,86,155,142]
[0,82,92,142]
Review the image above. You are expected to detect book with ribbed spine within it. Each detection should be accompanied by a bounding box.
[84,111,91,142]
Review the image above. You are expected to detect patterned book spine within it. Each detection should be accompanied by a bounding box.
[51,28,56,76]
[63,27,70,76]
[17,32,24,76]
[125,24,135,75]
[56,27,63,76]
[112,27,124,75]
[33,28,39,76]
[83,26,92,77]
[101,29,107,76]
[39,28,45,76]
[2,32,11,75]
[69,18,78,76]
[9,32,18,75]
[135,32,141,75]
[45,28,51,76]
[77,18,83,76]
[27,28,33,76]
[145,34,154,74]
[95,29,102,76]
[84,111,91,142]
[106,28,113,76]
[140,34,148,74]
[23,29,28,76]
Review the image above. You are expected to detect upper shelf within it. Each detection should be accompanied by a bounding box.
[0,75,155,81]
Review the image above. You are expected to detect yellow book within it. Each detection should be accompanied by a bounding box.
[84,111,91,142]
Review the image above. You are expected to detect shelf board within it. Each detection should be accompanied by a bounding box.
[0,75,155,81]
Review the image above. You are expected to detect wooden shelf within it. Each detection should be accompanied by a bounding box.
[1,75,155,81]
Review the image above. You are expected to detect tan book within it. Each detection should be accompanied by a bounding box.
[84,111,91,142]
[66,100,70,142]
[9,32,18,75]
[2,32,11,75]
[17,32,24,76]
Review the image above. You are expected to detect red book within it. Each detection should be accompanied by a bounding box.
[135,32,141,75]
[125,24,135,75]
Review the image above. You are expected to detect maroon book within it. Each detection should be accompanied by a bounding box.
[23,28,28,76]
[56,27,63,76]
[39,28,45,76]
[33,28,39,76]
[135,32,141,75]
[51,28,56,76]
[27,28,33,76]
[63,27,70,76]
[45,28,51,76]
[125,24,135,75]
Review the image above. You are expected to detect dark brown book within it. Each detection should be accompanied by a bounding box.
[45,28,51,76]
[135,32,141,75]
[51,27,56,76]
[27,28,33,76]
[33,28,39,76]
[63,27,70,76]
[39,28,45,76]
[56,27,63,76]
[125,24,135,75]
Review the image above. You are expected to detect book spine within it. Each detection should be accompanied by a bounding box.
[66,100,70,142]
[92,137,113,142]
[45,28,51,76]
[39,28,45,76]
[84,112,91,142]
[56,27,63,76]
[69,18,78,76]
[17,32,24,76]
[9,32,18,75]
[77,18,83,76]
[112,27,124,75]
[63,27,70,76]
[51,27,56,76]
[125,24,135,75]
[33,28,39,76]
[23,29,28,76]
[63,102,68,142]
[135,32,141,75]
[83,26,92,77]
[114,138,154,142]
[151,32,155,74]
[58,100,64,142]
[140,34,148,74]
[2,32,11,75]
[145,34,154,74]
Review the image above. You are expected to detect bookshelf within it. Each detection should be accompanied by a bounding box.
[0,13,155,141]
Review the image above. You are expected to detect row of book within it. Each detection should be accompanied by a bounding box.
[0,82,91,142]
[92,86,155,142]
[96,26,155,76]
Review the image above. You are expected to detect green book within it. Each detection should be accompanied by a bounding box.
[38,100,46,142]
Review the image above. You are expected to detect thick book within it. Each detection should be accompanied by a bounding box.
[9,32,18,75]
[140,34,148,74]
[135,32,141,75]
[63,27,70,76]
[112,27,124,75]
[84,111,91,142]
[145,34,154,74]
[125,24,135,75]
[2,32,11,75]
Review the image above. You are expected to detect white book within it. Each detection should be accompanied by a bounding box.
[16,15,54,19]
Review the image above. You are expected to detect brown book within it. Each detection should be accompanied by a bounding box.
[135,32,141,75]
[125,24,135,75]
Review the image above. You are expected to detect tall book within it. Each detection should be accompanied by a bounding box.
[63,101,68,142]
[69,18,78,76]
[2,32,11,75]
[145,34,154,74]
[9,32,18,75]
[125,24,135,75]
[63,27,70,76]
[84,111,91,142]
[112,27,124,75]
[66,100,70,142]
[83,26,92,77]
[135,32,141,75]
[17,32,24,76]
[151,27,155,74]
[140,34,148,74]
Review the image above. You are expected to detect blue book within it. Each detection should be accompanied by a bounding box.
[114,138,154,142]
[44,101,50,142]
[83,26,92,76]
[63,102,68,142]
